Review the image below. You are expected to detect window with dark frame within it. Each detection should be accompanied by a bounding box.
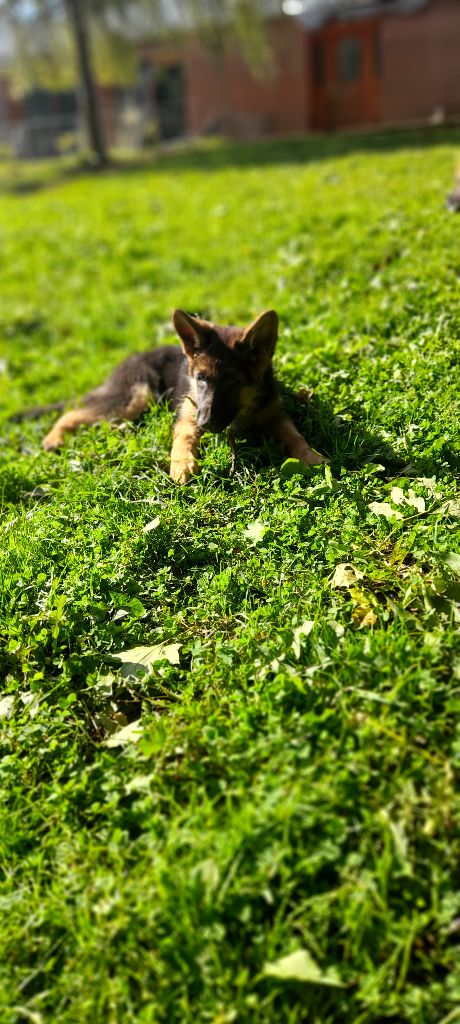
[337,37,362,82]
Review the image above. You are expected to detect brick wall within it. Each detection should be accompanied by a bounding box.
[142,1,460,138]
[185,18,308,137]
[381,0,460,122]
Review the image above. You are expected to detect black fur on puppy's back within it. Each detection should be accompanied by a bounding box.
[82,345,188,417]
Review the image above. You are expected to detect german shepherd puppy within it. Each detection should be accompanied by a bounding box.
[21,309,327,483]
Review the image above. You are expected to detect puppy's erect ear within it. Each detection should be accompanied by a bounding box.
[173,309,209,357]
[240,309,279,360]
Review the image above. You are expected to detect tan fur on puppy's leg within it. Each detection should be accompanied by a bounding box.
[43,408,101,450]
[170,398,202,484]
[43,383,152,450]
[266,414,328,466]
[123,383,151,420]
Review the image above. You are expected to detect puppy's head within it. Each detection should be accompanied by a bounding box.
[173,308,278,433]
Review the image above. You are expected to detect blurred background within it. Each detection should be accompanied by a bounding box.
[0,0,458,166]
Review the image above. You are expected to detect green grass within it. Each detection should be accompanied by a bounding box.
[1,130,460,1024]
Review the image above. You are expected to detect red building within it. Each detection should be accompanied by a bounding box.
[1,0,459,152]
[141,0,460,137]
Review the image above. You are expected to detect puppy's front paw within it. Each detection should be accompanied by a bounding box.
[170,454,198,484]
[295,443,329,467]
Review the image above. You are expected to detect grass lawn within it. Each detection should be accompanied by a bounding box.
[1,130,460,1024]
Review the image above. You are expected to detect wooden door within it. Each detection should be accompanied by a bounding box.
[310,20,381,130]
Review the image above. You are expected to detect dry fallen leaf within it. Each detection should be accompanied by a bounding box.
[0,695,14,719]
[331,563,364,588]
[244,520,267,544]
[105,719,143,748]
[292,620,314,658]
[263,948,343,987]
[352,606,378,628]
[143,516,161,533]
[446,552,460,576]
[368,501,404,521]
[112,643,180,678]
[406,490,425,513]
[390,486,405,505]
[349,587,379,628]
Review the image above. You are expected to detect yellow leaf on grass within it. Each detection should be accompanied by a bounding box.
[331,563,364,588]
[349,588,378,628]
[244,520,267,544]
[105,719,143,747]
[292,620,314,658]
[368,501,404,521]
[113,643,180,678]
[352,606,378,628]
[390,487,425,513]
[263,948,343,987]
[407,490,425,513]
[0,695,14,718]
[143,516,161,533]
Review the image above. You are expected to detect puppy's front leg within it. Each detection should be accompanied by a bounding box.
[170,398,202,484]
[266,412,328,466]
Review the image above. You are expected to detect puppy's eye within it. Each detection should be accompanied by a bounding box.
[196,372,207,383]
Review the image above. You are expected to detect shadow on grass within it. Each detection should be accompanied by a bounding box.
[277,387,405,474]
[2,123,460,196]
[286,388,460,477]
[150,124,460,175]
[227,386,458,480]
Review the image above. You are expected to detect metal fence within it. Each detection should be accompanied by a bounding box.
[0,112,82,159]
[0,98,185,160]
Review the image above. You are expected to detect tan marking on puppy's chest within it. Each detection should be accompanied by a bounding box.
[231,385,259,432]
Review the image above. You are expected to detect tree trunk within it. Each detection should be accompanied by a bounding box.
[65,0,107,166]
